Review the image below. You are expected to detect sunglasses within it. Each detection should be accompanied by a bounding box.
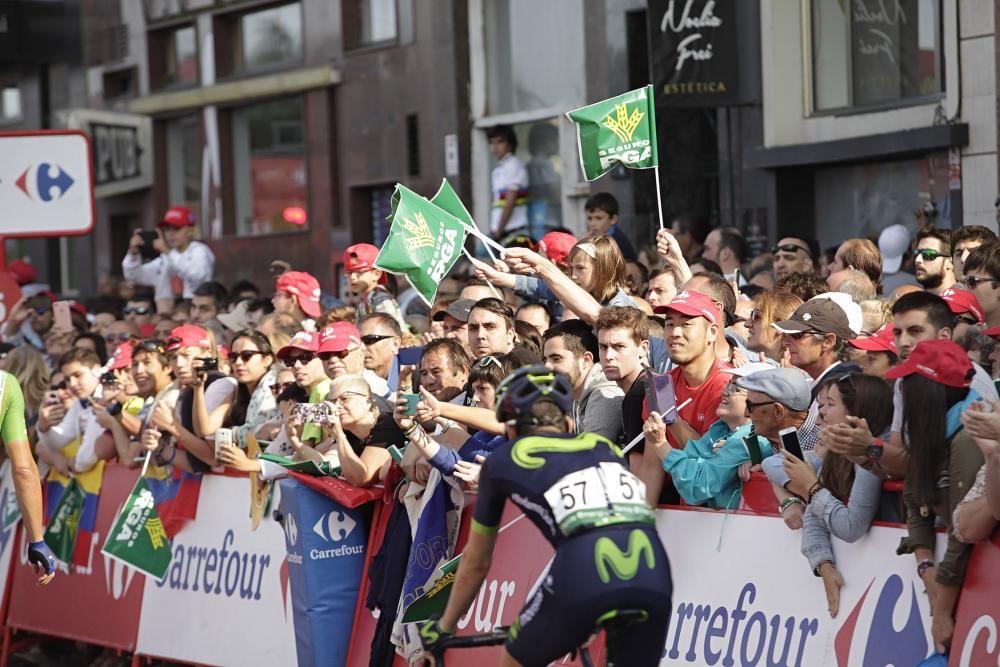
[771,244,809,255]
[748,309,763,325]
[475,355,503,369]
[49,381,67,391]
[228,350,265,364]
[123,305,151,316]
[287,352,317,366]
[361,334,395,346]
[745,399,777,411]
[914,249,946,261]
[106,333,134,344]
[318,350,351,361]
[270,381,294,397]
[32,306,51,316]
[783,330,821,341]
[135,340,167,354]
[965,276,999,290]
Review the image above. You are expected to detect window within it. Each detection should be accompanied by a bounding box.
[344,0,397,49]
[165,26,198,86]
[484,0,585,115]
[240,3,303,69]
[166,115,202,214]
[1,86,21,121]
[231,97,308,237]
[811,0,943,112]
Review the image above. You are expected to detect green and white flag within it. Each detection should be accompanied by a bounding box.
[375,184,468,306]
[44,477,85,565]
[101,477,173,580]
[566,85,659,181]
[430,179,474,227]
[259,452,339,477]
[401,553,462,623]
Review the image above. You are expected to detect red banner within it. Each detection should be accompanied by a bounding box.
[6,464,144,651]
[950,533,1000,666]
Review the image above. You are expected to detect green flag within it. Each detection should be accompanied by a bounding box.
[401,553,462,623]
[44,478,85,565]
[566,85,659,181]
[374,184,468,306]
[258,452,339,477]
[101,477,173,580]
[430,179,474,227]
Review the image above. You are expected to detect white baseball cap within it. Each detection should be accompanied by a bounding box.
[878,224,911,274]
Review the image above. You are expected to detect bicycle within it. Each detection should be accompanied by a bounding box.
[429,607,649,667]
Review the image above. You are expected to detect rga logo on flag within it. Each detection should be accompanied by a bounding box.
[112,487,159,547]
[398,211,461,284]
[566,85,659,181]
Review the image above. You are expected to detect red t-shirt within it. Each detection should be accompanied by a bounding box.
[665,359,732,448]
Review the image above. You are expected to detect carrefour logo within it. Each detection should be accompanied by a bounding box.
[309,511,364,561]
[15,163,75,201]
[284,514,298,547]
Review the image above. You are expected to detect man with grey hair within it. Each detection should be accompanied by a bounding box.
[828,269,877,303]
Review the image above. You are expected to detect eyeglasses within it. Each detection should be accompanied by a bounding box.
[123,305,151,315]
[914,249,946,261]
[270,381,293,397]
[318,349,351,361]
[721,384,746,397]
[49,381,67,391]
[965,276,999,290]
[745,400,777,411]
[748,309,763,325]
[331,391,368,406]
[106,333,134,344]
[287,352,317,366]
[475,355,503,369]
[228,350,265,364]
[361,334,395,346]
[771,244,809,255]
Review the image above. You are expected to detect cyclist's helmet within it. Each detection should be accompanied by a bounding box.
[495,366,574,425]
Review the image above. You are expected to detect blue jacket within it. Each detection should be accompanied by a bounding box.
[428,431,504,476]
[663,420,773,509]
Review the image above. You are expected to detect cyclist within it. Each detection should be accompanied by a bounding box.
[0,370,56,584]
[419,366,672,666]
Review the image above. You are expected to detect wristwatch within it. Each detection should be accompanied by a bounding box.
[107,401,123,416]
[867,437,884,462]
[917,559,935,578]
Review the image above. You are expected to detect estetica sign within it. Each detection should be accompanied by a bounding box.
[649,0,742,106]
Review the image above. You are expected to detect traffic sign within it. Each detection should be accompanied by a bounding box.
[0,130,96,237]
[0,273,22,326]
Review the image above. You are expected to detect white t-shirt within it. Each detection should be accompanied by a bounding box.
[122,240,216,301]
[890,361,998,434]
[489,153,529,234]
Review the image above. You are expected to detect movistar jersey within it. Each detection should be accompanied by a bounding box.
[0,371,29,445]
[472,432,653,547]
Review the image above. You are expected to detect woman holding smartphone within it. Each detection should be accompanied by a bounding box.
[226,330,278,448]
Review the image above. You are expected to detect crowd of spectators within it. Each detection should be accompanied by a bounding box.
[2,193,1000,662]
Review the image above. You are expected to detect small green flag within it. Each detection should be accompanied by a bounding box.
[566,85,659,181]
[401,553,462,623]
[44,478,85,565]
[258,452,339,477]
[101,478,173,580]
[430,179,474,227]
[375,184,469,306]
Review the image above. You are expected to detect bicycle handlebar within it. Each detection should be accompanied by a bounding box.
[431,627,509,659]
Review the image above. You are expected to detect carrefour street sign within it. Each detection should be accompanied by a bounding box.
[0,130,95,237]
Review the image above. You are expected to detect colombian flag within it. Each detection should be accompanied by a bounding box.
[144,465,201,539]
[45,439,105,568]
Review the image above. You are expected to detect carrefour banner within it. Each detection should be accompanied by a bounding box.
[279,478,368,667]
[135,475,296,666]
[657,511,943,666]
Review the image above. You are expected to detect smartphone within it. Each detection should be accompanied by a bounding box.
[291,402,332,425]
[644,371,677,424]
[215,428,234,458]
[44,391,59,406]
[398,347,423,366]
[400,393,420,416]
[100,371,118,386]
[138,230,159,262]
[52,301,73,332]
[743,434,764,466]
[779,427,804,461]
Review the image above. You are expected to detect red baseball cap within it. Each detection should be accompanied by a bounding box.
[885,339,974,388]
[7,259,36,285]
[109,342,135,371]
[159,205,196,228]
[318,322,363,353]
[654,290,721,326]
[277,330,320,360]
[539,232,577,267]
[275,271,322,318]
[344,244,380,273]
[848,323,896,354]
[166,324,211,352]
[983,325,1000,338]
[941,287,984,323]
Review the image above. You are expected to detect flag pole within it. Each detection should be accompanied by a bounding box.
[460,221,507,256]
[461,247,503,299]
[653,165,665,230]
[140,450,152,478]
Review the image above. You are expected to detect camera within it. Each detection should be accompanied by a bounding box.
[291,402,333,425]
[196,357,219,372]
[100,371,118,386]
